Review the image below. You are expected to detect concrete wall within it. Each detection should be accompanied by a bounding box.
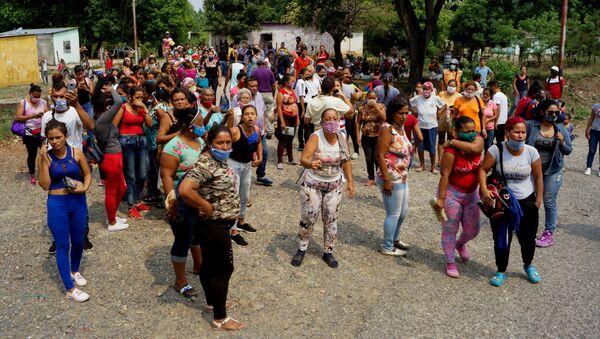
[0,35,39,87]
[36,34,55,65]
[53,29,80,64]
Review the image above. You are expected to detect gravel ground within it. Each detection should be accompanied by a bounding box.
[0,129,598,338]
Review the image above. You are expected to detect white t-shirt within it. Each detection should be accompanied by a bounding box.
[493,91,509,125]
[295,79,309,101]
[306,95,350,131]
[41,107,84,149]
[488,143,540,200]
[409,95,445,129]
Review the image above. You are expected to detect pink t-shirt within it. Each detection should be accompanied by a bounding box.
[483,99,497,130]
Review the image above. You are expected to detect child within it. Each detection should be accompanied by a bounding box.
[195,67,209,89]
[564,113,575,141]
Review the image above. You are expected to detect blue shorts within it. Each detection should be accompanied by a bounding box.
[418,127,437,154]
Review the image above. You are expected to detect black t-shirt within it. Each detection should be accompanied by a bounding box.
[277,56,291,75]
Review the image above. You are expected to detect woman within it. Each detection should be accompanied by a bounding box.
[112,86,153,219]
[161,62,178,88]
[291,108,355,268]
[122,57,133,77]
[227,105,263,244]
[177,61,197,84]
[453,80,486,137]
[93,79,128,231]
[229,71,247,99]
[479,116,544,287]
[434,116,484,278]
[316,45,329,66]
[376,97,413,256]
[482,88,499,151]
[356,90,385,186]
[437,79,461,166]
[142,82,163,204]
[510,65,530,115]
[410,81,446,173]
[203,50,221,93]
[526,100,573,247]
[373,76,400,107]
[156,89,188,147]
[15,84,48,185]
[178,125,244,331]
[275,74,300,169]
[71,65,95,117]
[584,102,600,176]
[37,120,92,301]
[231,88,252,126]
[160,108,205,299]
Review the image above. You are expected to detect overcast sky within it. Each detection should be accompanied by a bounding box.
[189,0,202,11]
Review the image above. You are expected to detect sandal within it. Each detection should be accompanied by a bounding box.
[322,253,338,268]
[489,272,506,287]
[176,284,197,299]
[212,317,245,331]
[524,265,541,284]
[415,167,425,172]
[205,302,234,312]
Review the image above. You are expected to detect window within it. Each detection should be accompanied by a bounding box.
[63,41,71,54]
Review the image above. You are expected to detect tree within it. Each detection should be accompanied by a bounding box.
[204,0,272,41]
[393,0,446,84]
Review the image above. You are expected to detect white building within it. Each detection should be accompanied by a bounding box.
[0,27,80,65]
[210,23,364,57]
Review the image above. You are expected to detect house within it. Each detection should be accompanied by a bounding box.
[209,23,363,57]
[0,27,80,65]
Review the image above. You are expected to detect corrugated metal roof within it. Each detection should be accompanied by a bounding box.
[0,27,78,37]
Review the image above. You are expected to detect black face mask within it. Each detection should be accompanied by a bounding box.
[551,71,558,77]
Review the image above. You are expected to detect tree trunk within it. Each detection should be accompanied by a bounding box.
[408,39,426,85]
[333,36,343,67]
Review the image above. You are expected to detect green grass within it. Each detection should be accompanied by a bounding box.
[0,108,15,141]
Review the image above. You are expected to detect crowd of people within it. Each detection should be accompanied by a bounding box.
[18,34,590,331]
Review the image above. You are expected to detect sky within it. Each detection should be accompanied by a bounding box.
[189,0,202,11]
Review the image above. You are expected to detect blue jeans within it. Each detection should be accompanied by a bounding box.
[543,171,563,233]
[119,135,149,206]
[219,61,228,77]
[81,101,93,118]
[586,129,600,169]
[228,159,252,220]
[47,194,87,290]
[484,129,495,152]
[376,177,410,251]
[256,134,269,178]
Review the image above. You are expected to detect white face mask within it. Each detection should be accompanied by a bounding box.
[447,86,456,94]
[463,92,475,99]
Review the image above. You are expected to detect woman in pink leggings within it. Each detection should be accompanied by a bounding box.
[434,116,484,278]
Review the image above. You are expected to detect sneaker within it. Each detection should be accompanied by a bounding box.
[128,206,142,220]
[289,159,300,165]
[535,230,554,247]
[98,179,105,186]
[116,216,128,224]
[135,202,152,211]
[277,163,284,170]
[524,264,541,284]
[381,248,406,256]
[83,237,93,251]
[143,195,163,204]
[584,168,591,175]
[446,263,460,278]
[29,175,37,185]
[231,233,248,246]
[394,240,410,250]
[489,272,506,287]
[237,223,257,233]
[350,152,359,160]
[70,272,87,286]
[66,288,90,302]
[256,177,273,186]
[48,242,56,255]
[456,243,471,261]
[291,249,306,267]
[108,222,129,232]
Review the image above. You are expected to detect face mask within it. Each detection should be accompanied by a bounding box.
[201,100,212,107]
[458,131,477,142]
[507,139,525,150]
[239,80,245,87]
[210,147,232,162]
[189,86,197,93]
[121,95,127,102]
[447,86,456,94]
[544,113,557,123]
[30,95,41,104]
[323,120,340,134]
[54,98,68,112]
[463,92,475,99]
[199,72,206,78]
[450,65,456,71]
[422,91,431,98]
[192,125,206,137]
[208,56,214,61]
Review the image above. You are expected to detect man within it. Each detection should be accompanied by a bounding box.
[252,58,277,139]
[474,57,494,88]
[295,36,307,54]
[277,42,289,56]
[231,77,273,186]
[305,76,354,131]
[293,47,312,79]
[276,50,291,80]
[341,67,363,159]
[224,54,246,96]
[442,58,462,92]
[489,80,508,144]
[42,83,96,253]
[238,42,250,65]
[545,66,566,100]
[39,57,48,84]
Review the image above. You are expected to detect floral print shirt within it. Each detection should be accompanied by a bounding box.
[376,122,413,183]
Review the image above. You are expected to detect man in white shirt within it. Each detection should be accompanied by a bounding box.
[305,77,353,131]
[489,80,508,144]
[341,67,363,159]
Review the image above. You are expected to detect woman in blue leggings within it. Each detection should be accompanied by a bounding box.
[38,120,92,302]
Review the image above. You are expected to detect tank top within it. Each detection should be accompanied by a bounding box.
[376,122,412,183]
[23,98,45,131]
[48,146,82,190]
[119,104,145,135]
[306,129,343,182]
[444,143,482,193]
[515,74,528,93]
[230,126,259,163]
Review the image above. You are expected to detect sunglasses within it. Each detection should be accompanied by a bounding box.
[546,110,561,115]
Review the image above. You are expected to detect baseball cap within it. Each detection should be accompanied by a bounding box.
[551,66,559,72]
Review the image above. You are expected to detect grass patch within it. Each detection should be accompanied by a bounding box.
[0,108,15,141]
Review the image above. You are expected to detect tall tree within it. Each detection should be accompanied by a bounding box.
[204,0,270,41]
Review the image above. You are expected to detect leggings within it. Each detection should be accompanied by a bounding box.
[298,175,343,253]
[197,219,235,320]
[275,115,297,163]
[47,194,88,290]
[441,186,480,263]
[297,103,312,147]
[361,135,378,180]
[490,193,539,272]
[146,148,161,198]
[345,115,360,154]
[99,153,127,224]
[23,135,42,175]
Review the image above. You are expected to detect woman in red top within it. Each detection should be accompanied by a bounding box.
[275,74,300,169]
[434,116,484,278]
[316,45,329,65]
[113,86,153,220]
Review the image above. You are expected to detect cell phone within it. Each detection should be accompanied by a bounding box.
[67,82,77,91]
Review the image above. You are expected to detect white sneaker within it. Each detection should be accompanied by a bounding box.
[381,248,407,256]
[70,272,87,286]
[106,217,128,226]
[351,152,359,160]
[584,168,591,175]
[108,222,129,232]
[66,288,90,302]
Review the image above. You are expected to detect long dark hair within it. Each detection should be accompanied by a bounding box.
[385,96,409,124]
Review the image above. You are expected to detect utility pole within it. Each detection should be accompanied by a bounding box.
[558,0,568,73]
[132,0,139,62]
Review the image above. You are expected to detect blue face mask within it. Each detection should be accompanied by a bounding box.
[507,139,525,150]
[210,147,231,162]
[121,95,127,103]
[192,125,206,137]
[54,98,68,112]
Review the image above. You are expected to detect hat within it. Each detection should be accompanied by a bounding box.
[423,82,434,91]
[551,66,559,72]
[257,57,265,65]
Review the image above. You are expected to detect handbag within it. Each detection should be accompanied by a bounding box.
[83,132,104,164]
[11,100,27,137]
[478,142,511,219]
